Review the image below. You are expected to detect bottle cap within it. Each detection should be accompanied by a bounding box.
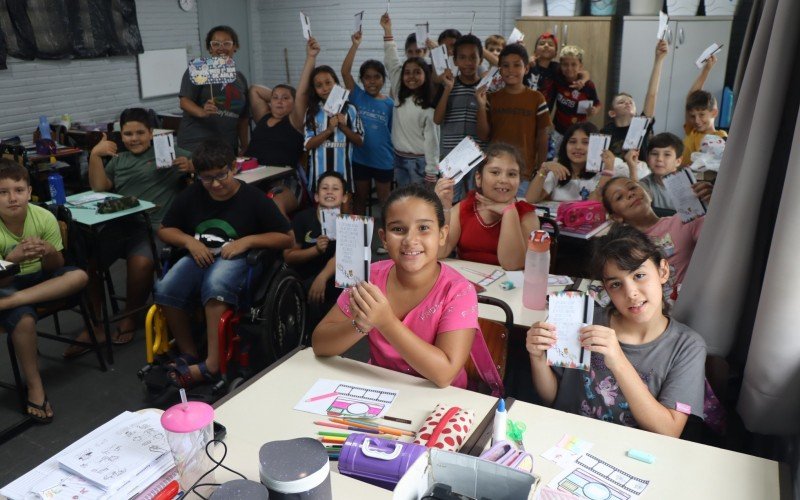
[161,400,214,433]
[528,230,550,252]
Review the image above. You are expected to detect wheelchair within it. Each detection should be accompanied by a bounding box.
[138,247,306,405]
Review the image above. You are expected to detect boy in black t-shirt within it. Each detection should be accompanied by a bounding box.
[154,138,293,388]
[284,172,348,336]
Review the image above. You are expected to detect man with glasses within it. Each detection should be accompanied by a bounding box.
[154,138,293,388]
[177,25,250,155]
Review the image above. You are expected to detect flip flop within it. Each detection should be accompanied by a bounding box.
[63,343,99,359]
[26,396,54,424]
[167,360,219,390]
[112,328,136,345]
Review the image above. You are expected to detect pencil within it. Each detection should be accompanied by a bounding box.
[318,431,350,438]
[315,421,381,434]
[334,417,415,437]
[320,437,346,444]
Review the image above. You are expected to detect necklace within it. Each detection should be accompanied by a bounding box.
[473,203,501,229]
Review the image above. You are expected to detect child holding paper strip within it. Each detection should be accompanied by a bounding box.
[526,224,707,437]
[600,177,704,297]
[303,38,364,194]
[313,185,477,389]
[434,143,540,270]
[341,31,394,216]
[551,45,601,136]
[602,40,668,159]
[526,122,634,203]
[683,55,727,165]
[381,13,440,187]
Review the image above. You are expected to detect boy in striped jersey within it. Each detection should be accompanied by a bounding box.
[434,34,486,202]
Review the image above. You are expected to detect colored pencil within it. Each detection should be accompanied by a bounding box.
[383,415,413,425]
[306,391,339,402]
[320,437,346,444]
[331,417,415,437]
[318,431,350,438]
[314,421,381,434]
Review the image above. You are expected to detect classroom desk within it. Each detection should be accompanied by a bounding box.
[444,258,552,328]
[210,347,500,497]
[234,165,294,185]
[489,399,786,499]
[66,191,157,363]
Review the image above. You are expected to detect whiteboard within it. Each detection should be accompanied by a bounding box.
[137,48,188,99]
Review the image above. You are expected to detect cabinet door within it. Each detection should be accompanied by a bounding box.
[664,19,732,133]
[618,19,677,134]
[516,17,613,127]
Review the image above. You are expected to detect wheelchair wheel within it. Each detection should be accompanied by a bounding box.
[255,265,306,360]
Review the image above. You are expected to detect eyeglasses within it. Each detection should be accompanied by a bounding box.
[210,41,235,49]
[198,169,230,184]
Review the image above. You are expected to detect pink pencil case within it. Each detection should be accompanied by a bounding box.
[479,441,534,473]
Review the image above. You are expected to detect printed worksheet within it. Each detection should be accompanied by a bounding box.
[335,215,373,288]
[622,116,652,151]
[549,454,650,499]
[696,42,723,69]
[152,133,175,169]
[415,22,429,46]
[323,84,350,117]
[663,169,707,223]
[547,292,593,371]
[438,136,486,184]
[431,45,449,75]
[58,413,170,491]
[353,11,364,34]
[657,11,669,40]
[320,208,340,240]
[300,11,312,40]
[586,134,611,173]
[295,378,398,417]
[478,66,501,89]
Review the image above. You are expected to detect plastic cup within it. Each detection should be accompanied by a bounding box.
[161,398,215,492]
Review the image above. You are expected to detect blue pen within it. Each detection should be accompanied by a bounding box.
[627,449,655,464]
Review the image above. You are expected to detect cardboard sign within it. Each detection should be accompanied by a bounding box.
[188,57,237,85]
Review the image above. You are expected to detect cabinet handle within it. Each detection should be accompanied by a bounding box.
[678,27,685,46]
[563,24,568,45]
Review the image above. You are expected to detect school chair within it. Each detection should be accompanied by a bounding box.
[0,334,34,443]
[0,143,28,167]
[465,296,512,396]
[34,204,107,371]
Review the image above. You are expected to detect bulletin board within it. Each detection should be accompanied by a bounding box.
[137,48,188,99]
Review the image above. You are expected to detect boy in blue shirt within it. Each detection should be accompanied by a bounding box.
[0,159,89,422]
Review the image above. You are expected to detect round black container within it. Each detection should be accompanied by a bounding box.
[211,479,270,499]
[259,437,332,499]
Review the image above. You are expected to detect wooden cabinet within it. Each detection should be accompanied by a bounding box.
[618,16,733,136]
[516,17,615,127]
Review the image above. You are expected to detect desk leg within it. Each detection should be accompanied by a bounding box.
[143,212,161,277]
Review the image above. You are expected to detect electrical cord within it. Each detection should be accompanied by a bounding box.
[187,439,248,499]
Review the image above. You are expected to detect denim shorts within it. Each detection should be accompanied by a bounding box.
[0,266,78,333]
[393,153,426,187]
[153,255,252,311]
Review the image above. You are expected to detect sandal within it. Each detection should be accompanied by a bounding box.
[112,328,136,345]
[27,396,54,424]
[167,360,219,389]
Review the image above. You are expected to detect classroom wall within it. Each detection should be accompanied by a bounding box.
[250,0,522,88]
[0,0,202,140]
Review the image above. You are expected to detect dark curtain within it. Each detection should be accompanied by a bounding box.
[0,0,142,66]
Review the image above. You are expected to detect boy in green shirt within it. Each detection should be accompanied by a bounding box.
[0,159,89,423]
[66,108,192,354]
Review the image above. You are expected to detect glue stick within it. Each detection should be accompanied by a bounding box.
[492,399,507,445]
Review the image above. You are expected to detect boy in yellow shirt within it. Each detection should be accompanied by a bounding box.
[683,54,727,165]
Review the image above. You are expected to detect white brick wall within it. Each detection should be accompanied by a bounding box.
[0,0,201,139]
[250,0,522,87]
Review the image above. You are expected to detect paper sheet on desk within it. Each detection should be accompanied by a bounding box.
[549,453,650,499]
[505,271,574,289]
[295,378,398,417]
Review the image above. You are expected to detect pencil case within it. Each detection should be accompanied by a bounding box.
[97,195,140,214]
[556,200,606,229]
[338,433,427,490]
[235,156,259,172]
[412,404,475,451]
[479,440,534,473]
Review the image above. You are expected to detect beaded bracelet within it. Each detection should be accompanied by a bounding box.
[352,319,368,335]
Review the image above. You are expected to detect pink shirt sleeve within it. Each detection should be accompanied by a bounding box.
[436,272,480,334]
[689,215,704,243]
[336,288,353,318]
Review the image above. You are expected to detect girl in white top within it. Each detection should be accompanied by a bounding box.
[526,122,639,203]
[381,13,440,186]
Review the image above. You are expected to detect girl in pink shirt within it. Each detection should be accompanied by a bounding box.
[601,177,704,296]
[312,184,478,388]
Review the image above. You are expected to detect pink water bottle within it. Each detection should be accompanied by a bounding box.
[523,230,550,310]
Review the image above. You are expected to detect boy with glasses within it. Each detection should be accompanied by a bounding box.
[154,138,293,388]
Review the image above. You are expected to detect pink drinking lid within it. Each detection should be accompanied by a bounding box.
[161,401,215,433]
